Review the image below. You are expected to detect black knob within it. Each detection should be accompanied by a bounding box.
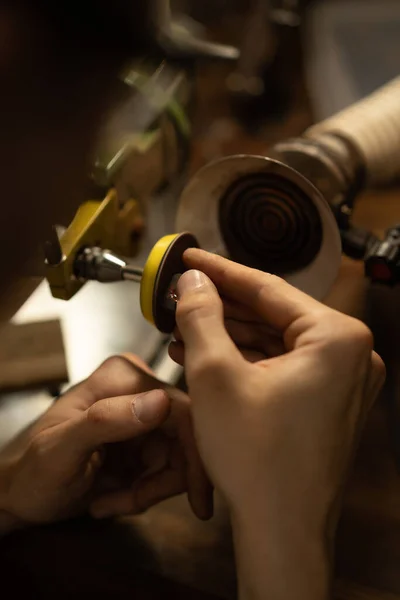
[365,226,400,285]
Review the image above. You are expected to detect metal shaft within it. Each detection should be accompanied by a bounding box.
[74,247,143,284]
[122,265,143,283]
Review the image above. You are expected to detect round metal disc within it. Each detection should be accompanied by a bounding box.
[177,155,342,301]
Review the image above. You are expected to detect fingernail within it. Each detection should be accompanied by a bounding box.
[132,389,169,424]
[177,270,208,297]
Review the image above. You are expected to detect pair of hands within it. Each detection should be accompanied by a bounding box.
[0,250,385,543]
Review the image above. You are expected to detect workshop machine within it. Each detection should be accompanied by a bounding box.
[44,4,240,339]
[44,72,400,339]
[178,77,400,294]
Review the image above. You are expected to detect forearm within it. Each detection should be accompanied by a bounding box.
[231,499,331,600]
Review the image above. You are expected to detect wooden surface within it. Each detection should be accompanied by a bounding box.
[335,581,400,600]
[0,320,67,392]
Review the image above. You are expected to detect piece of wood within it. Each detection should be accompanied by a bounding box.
[0,320,67,391]
[335,581,400,600]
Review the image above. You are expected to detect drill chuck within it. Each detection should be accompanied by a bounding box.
[74,247,143,284]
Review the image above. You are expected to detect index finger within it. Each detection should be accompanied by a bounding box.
[59,355,160,411]
[183,249,325,333]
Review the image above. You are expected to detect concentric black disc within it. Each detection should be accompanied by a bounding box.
[219,172,323,274]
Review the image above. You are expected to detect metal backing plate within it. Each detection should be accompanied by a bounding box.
[177,154,342,300]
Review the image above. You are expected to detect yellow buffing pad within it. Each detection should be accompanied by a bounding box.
[140,232,199,334]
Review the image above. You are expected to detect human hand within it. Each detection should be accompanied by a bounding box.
[170,250,385,566]
[0,355,211,532]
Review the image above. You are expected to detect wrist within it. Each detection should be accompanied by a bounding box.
[230,496,331,600]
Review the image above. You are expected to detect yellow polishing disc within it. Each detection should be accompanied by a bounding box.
[140,234,179,327]
[140,232,199,333]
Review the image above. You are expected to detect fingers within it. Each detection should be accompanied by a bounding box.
[187,465,214,521]
[172,315,284,362]
[183,249,323,332]
[168,390,214,520]
[121,353,155,378]
[240,349,269,363]
[169,340,185,365]
[60,352,213,521]
[223,319,285,357]
[222,297,264,323]
[371,351,386,392]
[140,432,170,476]
[169,341,267,366]
[90,468,186,519]
[176,270,245,382]
[60,354,163,411]
[65,389,171,455]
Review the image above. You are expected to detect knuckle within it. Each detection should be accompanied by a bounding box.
[86,398,112,426]
[84,356,137,398]
[374,354,386,379]
[98,355,126,372]
[91,356,129,384]
[349,321,374,349]
[338,317,373,350]
[254,273,284,300]
[318,314,374,357]
[371,352,386,385]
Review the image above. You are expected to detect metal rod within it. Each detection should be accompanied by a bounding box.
[122,265,143,283]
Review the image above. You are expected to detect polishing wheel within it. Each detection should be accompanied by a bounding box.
[140,232,199,334]
[176,155,342,300]
[219,171,323,274]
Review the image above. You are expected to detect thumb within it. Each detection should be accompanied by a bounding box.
[176,270,244,383]
[66,389,170,454]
